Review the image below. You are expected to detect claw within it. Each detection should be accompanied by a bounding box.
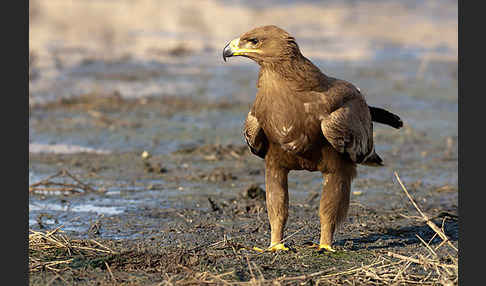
[268,243,289,252]
[304,242,336,252]
[252,246,265,253]
[318,244,336,252]
[252,243,289,253]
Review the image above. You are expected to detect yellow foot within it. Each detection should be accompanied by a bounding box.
[252,243,289,253]
[268,243,289,252]
[318,244,336,252]
[252,246,265,253]
[304,242,336,252]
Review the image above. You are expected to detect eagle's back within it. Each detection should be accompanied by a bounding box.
[252,64,375,170]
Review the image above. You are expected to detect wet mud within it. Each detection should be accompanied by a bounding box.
[29,0,457,284]
[29,99,458,284]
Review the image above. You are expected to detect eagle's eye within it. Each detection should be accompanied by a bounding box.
[248,38,259,45]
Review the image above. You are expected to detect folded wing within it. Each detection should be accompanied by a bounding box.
[243,110,268,159]
[320,95,378,164]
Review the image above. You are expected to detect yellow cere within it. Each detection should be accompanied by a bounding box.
[229,38,260,55]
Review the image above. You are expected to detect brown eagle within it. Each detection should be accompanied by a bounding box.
[223,25,402,252]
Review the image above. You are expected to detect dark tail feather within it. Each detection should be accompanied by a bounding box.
[369,106,403,129]
[362,152,384,167]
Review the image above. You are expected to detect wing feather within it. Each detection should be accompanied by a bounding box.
[243,110,268,159]
[320,95,374,163]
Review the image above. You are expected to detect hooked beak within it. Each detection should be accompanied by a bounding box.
[223,42,233,62]
[222,37,261,62]
[222,38,239,62]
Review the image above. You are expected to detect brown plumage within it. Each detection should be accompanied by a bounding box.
[223,25,402,251]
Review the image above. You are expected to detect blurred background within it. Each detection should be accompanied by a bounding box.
[29,0,457,236]
[29,0,457,103]
[29,0,457,150]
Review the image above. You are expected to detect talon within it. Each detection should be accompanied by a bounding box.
[304,242,336,252]
[252,246,265,253]
[268,243,289,252]
[252,243,289,252]
[318,244,336,252]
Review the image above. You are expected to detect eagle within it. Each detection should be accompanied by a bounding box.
[223,25,402,252]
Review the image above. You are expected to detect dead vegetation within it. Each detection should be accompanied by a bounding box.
[173,144,249,161]
[189,168,238,182]
[29,227,117,273]
[29,172,458,285]
[28,1,458,284]
[29,169,104,195]
[32,90,238,118]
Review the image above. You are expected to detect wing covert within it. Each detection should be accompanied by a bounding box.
[320,96,374,163]
[243,110,268,159]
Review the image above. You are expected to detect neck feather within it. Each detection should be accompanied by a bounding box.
[258,55,330,92]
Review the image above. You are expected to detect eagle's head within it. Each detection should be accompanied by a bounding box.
[223,25,301,65]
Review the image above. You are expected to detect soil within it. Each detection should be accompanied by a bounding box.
[29,97,458,284]
[28,1,457,284]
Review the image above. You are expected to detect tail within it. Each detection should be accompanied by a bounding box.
[369,106,403,129]
[362,151,384,167]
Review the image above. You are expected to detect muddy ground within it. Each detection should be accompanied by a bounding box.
[28,1,457,284]
[29,94,458,285]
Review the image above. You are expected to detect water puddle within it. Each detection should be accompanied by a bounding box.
[29,0,457,240]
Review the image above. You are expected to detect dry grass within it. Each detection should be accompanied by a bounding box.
[163,173,458,285]
[29,227,117,273]
[29,169,104,195]
[29,172,458,285]
[159,252,456,285]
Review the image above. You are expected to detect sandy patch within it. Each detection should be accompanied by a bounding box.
[29,143,112,155]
